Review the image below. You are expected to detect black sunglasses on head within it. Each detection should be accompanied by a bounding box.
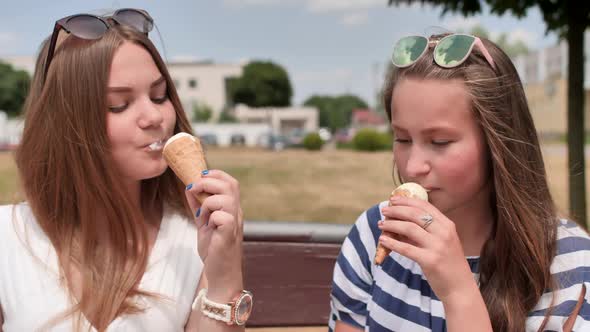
[44,8,154,79]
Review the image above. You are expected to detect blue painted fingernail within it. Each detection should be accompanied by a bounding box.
[201,169,209,175]
[196,208,201,217]
[186,183,193,190]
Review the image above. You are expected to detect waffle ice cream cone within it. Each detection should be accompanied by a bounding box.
[163,133,210,204]
[374,182,428,265]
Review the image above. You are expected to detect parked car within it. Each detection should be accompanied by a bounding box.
[230,133,246,146]
[257,133,290,151]
[269,134,289,151]
[334,128,354,143]
[198,134,218,146]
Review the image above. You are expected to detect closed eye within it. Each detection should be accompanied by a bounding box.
[432,140,452,146]
[394,138,411,144]
[108,104,128,113]
[152,95,168,104]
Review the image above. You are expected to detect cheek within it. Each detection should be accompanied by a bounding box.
[163,104,177,128]
[106,114,134,152]
[439,142,489,187]
[393,146,407,170]
[106,116,125,149]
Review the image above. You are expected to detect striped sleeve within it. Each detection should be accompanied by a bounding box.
[526,220,590,331]
[329,203,384,331]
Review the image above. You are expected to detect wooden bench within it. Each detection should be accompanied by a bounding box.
[243,221,350,328]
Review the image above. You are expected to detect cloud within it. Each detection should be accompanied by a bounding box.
[307,0,384,13]
[0,32,17,44]
[0,32,19,54]
[340,12,369,26]
[441,16,481,32]
[170,55,203,62]
[509,28,537,47]
[225,0,424,13]
[440,16,538,48]
[294,68,354,83]
[224,0,409,26]
[223,0,293,7]
[224,0,386,11]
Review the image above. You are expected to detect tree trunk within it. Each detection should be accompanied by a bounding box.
[566,15,587,228]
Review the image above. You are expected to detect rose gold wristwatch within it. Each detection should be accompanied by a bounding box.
[193,288,254,326]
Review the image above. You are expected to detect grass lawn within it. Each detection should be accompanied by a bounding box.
[0,145,587,224]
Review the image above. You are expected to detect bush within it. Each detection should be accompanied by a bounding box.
[352,129,392,152]
[336,141,354,150]
[302,133,324,151]
[218,110,238,123]
[192,102,212,122]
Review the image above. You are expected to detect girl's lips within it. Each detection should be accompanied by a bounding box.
[148,140,165,151]
[145,137,169,151]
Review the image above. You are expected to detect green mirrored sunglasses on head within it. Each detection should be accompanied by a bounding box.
[391,34,496,70]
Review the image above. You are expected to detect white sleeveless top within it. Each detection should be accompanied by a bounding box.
[0,203,203,331]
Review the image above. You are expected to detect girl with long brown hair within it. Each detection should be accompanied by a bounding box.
[0,8,252,331]
[330,33,590,331]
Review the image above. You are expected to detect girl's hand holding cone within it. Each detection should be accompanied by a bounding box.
[374,182,428,265]
[377,190,475,304]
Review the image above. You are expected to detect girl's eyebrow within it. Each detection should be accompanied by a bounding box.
[108,76,165,93]
[392,125,457,134]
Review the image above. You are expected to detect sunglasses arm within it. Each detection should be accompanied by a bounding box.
[44,22,63,80]
[474,38,496,70]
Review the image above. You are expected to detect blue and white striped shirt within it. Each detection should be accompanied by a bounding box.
[329,201,590,331]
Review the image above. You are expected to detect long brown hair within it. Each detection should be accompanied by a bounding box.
[383,34,558,331]
[15,24,193,330]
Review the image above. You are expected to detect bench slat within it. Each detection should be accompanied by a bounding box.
[244,241,341,327]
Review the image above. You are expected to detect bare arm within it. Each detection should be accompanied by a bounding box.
[444,283,493,332]
[184,274,245,332]
[184,170,246,332]
[334,321,364,332]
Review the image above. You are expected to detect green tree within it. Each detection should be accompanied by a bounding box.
[389,0,590,228]
[0,61,30,118]
[303,94,368,132]
[227,61,293,107]
[218,109,238,123]
[192,101,212,122]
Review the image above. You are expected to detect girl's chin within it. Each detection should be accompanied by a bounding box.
[126,163,168,181]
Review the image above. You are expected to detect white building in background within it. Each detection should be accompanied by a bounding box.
[234,104,319,136]
[1,55,318,147]
[510,31,590,137]
[167,60,243,120]
[191,123,271,147]
[0,56,243,121]
[512,31,590,87]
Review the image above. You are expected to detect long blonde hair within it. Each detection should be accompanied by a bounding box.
[383,34,558,331]
[15,24,193,330]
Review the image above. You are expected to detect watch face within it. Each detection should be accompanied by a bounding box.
[236,293,253,325]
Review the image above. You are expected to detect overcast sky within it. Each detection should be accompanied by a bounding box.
[0,0,559,106]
